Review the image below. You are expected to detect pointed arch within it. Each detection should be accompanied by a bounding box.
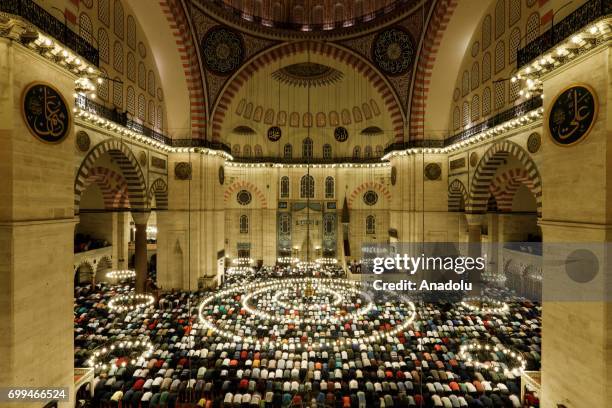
[467,140,542,217]
[448,179,468,212]
[149,178,169,210]
[74,140,147,214]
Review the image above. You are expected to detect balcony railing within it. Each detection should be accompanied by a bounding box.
[75,95,231,154]
[384,96,543,155]
[230,156,385,165]
[517,0,611,68]
[445,96,543,146]
[1,0,99,65]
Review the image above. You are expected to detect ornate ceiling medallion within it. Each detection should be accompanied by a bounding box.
[372,27,415,75]
[201,26,244,75]
[271,63,343,87]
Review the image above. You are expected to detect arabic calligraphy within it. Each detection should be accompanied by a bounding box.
[549,85,597,146]
[23,83,70,143]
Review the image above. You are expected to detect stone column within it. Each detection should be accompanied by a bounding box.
[465,213,484,295]
[132,212,150,293]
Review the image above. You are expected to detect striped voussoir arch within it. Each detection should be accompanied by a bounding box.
[489,168,539,213]
[347,181,392,208]
[149,178,169,210]
[223,180,268,209]
[409,0,458,140]
[467,141,542,217]
[74,140,148,214]
[159,0,207,138]
[83,167,130,209]
[448,179,468,212]
[211,41,405,142]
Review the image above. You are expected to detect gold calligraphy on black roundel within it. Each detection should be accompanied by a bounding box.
[548,84,597,146]
[22,83,71,143]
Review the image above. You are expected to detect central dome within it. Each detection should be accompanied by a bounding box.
[198,0,421,38]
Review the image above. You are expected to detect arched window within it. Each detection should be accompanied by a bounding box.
[98,28,109,63]
[113,0,124,38]
[126,86,135,115]
[280,176,290,198]
[113,41,123,73]
[283,144,292,159]
[239,215,249,234]
[353,146,361,159]
[364,146,373,159]
[137,93,145,120]
[375,145,383,157]
[325,176,334,198]
[323,144,332,159]
[302,137,313,158]
[79,13,94,44]
[462,101,470,127]
[366,215,376,234]
[243,144,252,157]
[113,79,123,108]
[98,68,109,101]
[300,175,314,198]
[254,145,263,157]
[232,144,241,156]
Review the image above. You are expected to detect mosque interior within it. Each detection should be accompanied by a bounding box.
[0,0,611,407]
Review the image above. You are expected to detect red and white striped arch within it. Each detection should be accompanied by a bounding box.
[223,180,268,209]
[159,0,207,138]
[347,181,392,208]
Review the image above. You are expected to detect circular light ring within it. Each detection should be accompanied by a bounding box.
[260,284,350,316]
[108,292,155,313]
[459,341,526,376]
[226,266,254,276]
[197,277,416,348]
[106,270,136,280]
[87,337,154,370]
[461,297,509,314]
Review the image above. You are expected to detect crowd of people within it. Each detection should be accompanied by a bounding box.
[74,267,541,408]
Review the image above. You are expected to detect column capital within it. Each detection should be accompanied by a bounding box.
[131,211,151,225]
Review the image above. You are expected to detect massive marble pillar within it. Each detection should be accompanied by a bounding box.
[157,152,226,291]
[538,46,612,407]
[132,212,150,293]
[0,39,75,407]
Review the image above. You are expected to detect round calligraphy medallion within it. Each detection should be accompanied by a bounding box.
[547,84,598,146]
[22,82,71,144]
[267,126,281,142]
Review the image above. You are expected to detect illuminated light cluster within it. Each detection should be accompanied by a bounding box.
[108,292,155,313]
[512,19,611,99]
[459,341,526,376]
[241,279,373,325]
[28,33,100,76]
[87,338,154,370]
[461,297,510,314]
[316,258,338,265]
[232,257,254,266]
[277,257,299,265]
[226,266,255,276]
[481,272,507,284]
[197,277,417,349]
[225,162,390,169]
[106,270,136,280]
